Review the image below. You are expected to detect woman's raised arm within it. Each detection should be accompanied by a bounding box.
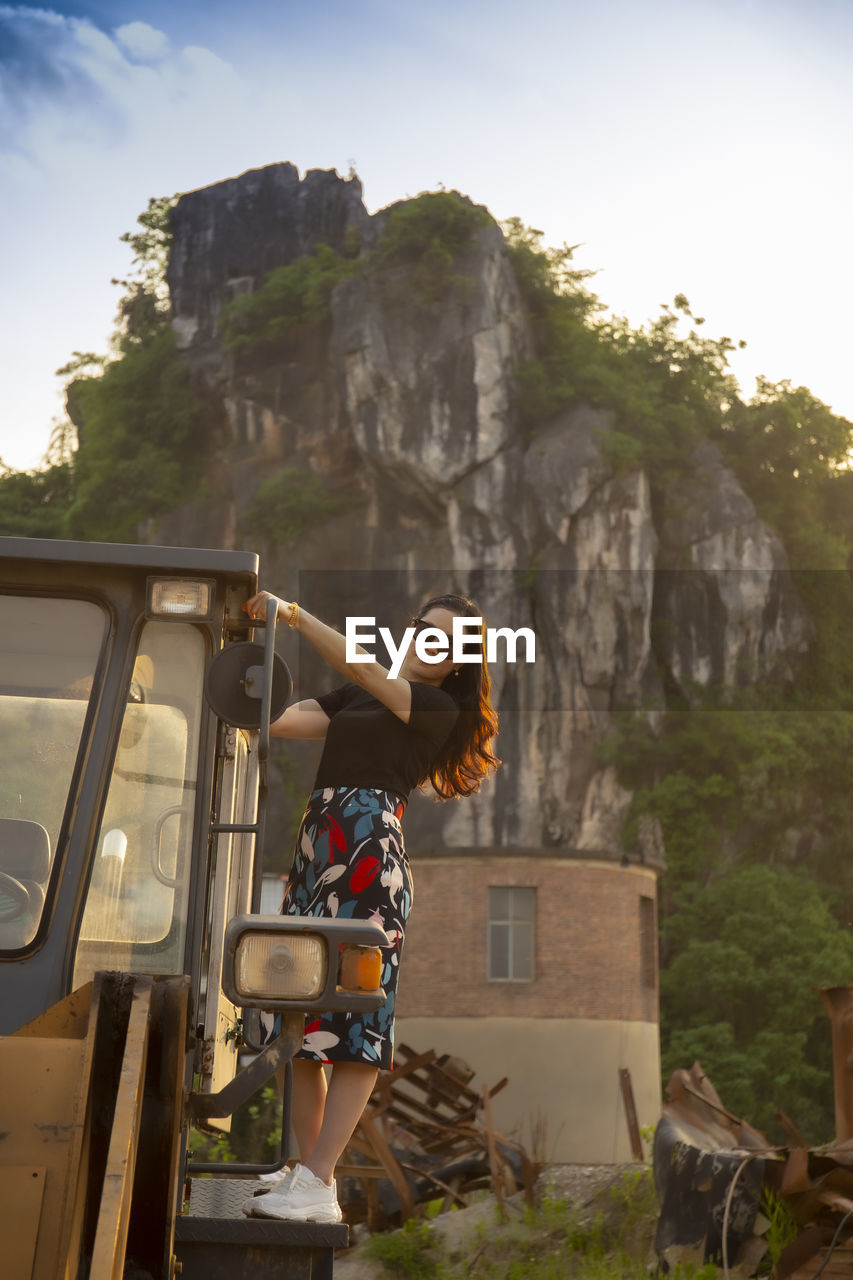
[269,698,331,739]
[245,591,413,724]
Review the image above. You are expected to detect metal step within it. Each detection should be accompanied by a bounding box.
[176,1179,348,1280]
[185,1175,270,1218]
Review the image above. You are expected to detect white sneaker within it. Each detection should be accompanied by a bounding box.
[247,1163,342,1223]
[257,1164,293,1186]
[242,1165,297,1215]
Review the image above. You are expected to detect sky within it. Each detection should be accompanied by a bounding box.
[1,0,852,471]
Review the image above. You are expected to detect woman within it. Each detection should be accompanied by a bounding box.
[241,589,499,1224]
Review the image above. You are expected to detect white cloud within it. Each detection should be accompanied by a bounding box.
[1,0,853,472]
[0,7,246,167]
[114,21,171,63]
[0,6,252,469]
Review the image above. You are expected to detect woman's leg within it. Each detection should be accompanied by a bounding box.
[301,1062,378,1186]
[290,1059,327,1163]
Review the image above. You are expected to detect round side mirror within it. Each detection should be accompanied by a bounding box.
[204,642,292,729]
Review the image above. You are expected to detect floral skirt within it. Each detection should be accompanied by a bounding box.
[281,785,412,1070]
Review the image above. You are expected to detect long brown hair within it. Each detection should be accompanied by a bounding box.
[415,593,500,799]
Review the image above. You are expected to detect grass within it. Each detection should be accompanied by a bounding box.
[351,1167,790,1280]
[362,1170,660,1280]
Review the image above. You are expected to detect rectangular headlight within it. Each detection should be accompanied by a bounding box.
[147,578,215,619]
[234,932,327,1002]
[222,915,390,1012]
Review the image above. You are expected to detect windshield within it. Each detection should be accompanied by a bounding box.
[72,620,206,986]
[0,594,106,950]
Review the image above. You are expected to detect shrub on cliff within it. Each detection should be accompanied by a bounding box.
[503,219,742,475]
[240,466,353,545]
[219,191,493,359]
[375,190,492,306]
[379,190,490,260]
[219,243,360,362]
[713,376,853,570]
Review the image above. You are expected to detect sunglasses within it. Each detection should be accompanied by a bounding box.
[411,616,454,642]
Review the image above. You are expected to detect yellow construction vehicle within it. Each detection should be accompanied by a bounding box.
[0,536,385,1280]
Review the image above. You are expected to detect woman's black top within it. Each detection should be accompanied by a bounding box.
[312,680,460,801]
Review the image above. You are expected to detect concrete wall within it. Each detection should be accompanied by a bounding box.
[395,1015,661,1164]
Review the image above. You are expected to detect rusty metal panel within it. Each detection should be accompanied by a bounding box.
[653,1063,775,1270]
[653,1059,853,1277]
[619,1067,644,1163]
[821,987,853,1143]
[128,976,191,1280]
[88,978,152,1280]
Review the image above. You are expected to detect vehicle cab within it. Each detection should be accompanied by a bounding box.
[0,537,384,1280]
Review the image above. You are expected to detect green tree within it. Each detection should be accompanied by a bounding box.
[57,193,208,541]
[114,194,176,312]
[0,460,74,537]
[608,701,853,914]
[0,194,189,542]
[660,864,852,1141]
[502,221,743,475]
[714,378,853,569]
[65,327,206,542]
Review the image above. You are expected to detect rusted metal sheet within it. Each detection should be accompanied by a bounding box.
[821,987,853,1144]
[619,1067,645,1163]
[653,1063,774,1271]
[653,1036,853,1280]
[89,977,153,1280]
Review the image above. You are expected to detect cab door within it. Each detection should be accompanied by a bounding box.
[70,618,209,988]
[197,723,261,1124]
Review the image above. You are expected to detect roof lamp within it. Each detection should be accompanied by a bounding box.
[147,578,215,619]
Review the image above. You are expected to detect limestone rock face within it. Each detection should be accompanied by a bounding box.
[656,440,813,695]
[330,221,526,502]
[167,163,369,353]
[157,164,813,859]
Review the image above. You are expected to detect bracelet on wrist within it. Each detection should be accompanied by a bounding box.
[287,601,300,628]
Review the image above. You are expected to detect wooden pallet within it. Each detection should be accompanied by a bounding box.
[337,1043,535,1229]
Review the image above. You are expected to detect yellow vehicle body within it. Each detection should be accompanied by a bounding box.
[0,976,187,1280]
[0,538,384,1280]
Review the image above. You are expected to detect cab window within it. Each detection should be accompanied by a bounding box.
[72,620,206,986]
[0,594,106,950]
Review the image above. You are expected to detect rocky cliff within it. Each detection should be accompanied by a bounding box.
[156,163,812,857]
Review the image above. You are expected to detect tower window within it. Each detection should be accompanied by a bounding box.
[639,894,657,989]
[488,886,535,982]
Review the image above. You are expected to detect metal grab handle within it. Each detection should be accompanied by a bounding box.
[151,805,187,887]
[247,597,277,913]
[258,595,278,769]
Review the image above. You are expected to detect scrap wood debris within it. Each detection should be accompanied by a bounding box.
[654,1061,853,1280]
[337,1042,536,1228]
